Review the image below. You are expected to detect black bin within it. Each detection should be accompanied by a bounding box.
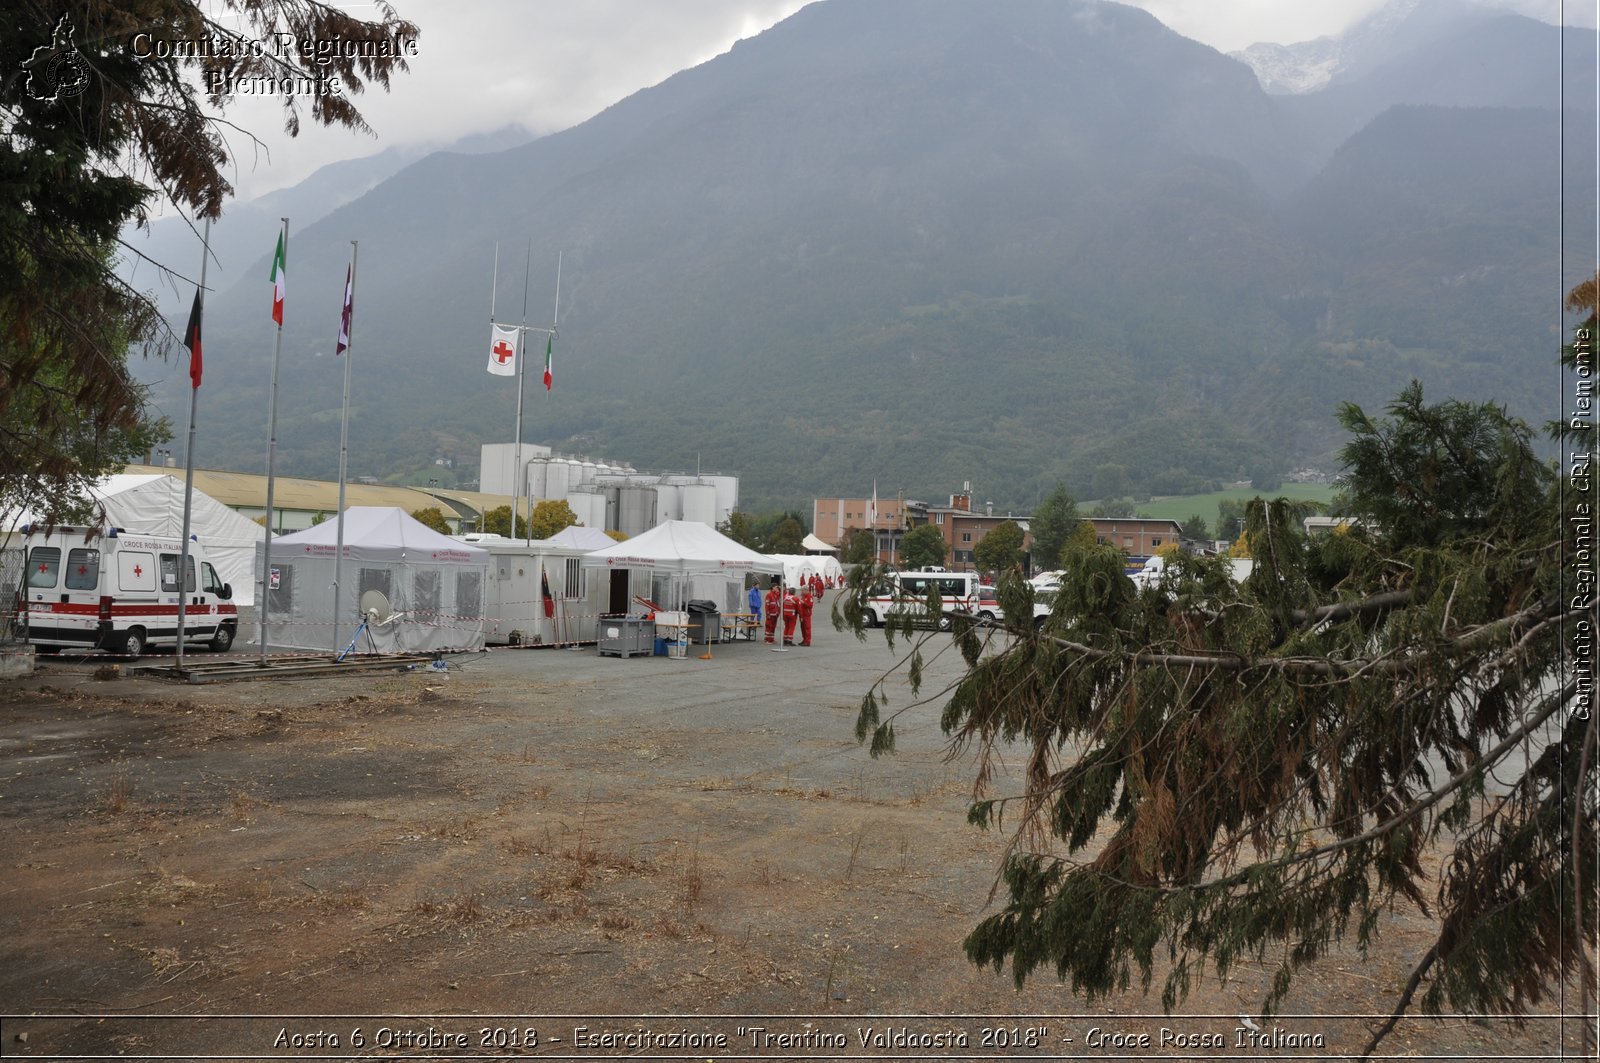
[685,600,720,644]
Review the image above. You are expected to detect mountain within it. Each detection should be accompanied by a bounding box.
[119,123,536,317]
[134,0,1595,513]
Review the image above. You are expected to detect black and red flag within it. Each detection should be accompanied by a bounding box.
[183,289,203,389]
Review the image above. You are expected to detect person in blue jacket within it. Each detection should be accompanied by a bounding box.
[747,579,763,640]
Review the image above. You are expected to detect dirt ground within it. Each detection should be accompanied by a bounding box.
[0,620,1589,1061]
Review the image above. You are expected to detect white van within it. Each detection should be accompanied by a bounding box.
[858,569,978,631]
[14,525,239,658]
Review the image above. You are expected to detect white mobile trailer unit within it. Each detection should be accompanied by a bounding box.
[454,532,611,646]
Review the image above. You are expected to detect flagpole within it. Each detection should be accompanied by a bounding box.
[259,217,288,667]
[512,240,531,544]
[333,240,358,653]
[176,217,211,669]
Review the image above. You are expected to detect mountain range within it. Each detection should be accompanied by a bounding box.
[129,0,1598,513]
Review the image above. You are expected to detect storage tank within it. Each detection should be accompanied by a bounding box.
[617,486,656,538]
[601,485,621,531]
[585,490,608,531]
[655,483,681,523]
[544,458,571,500]
[681,482,716,526]
[525,457,547,500]
[708,475,739,524]
[578,461,597,486]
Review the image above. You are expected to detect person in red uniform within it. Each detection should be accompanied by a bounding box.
[811,573,824,600]
[764,581,782,643]
[781,585,800,645]
[799,585,815,646]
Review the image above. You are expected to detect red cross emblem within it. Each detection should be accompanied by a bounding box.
[77,566,88,576]
[492,340,515,365]
[37,563,48,573]
[133,565,143,577]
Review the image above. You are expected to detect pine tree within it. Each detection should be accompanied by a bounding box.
[842,376,1597,1057]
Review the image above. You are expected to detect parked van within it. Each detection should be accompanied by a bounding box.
[858,569,978,631]
[14,525,238,658]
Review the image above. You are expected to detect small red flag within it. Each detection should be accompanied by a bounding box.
[540,567,556,618]
[183,289,203,389]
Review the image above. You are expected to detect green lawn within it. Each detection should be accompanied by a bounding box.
[1131,483,1338,526]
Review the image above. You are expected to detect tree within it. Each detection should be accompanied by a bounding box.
[1090,499,1136,518]
[973,520,1024,576]
[409,507,451,535]
[480,505,526,539]
[766,516,805,555]
[899,524,947,569]
[843,380,1596,1057]
[841,527,876,566]
[1,0,417,526]
[1179,513,1209,541]
[1216,498,1247,541]
[1027,484,1081,571]
[717,510,760,549]
[528,499,577,540]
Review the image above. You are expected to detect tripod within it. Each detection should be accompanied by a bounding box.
[337,610,379,662]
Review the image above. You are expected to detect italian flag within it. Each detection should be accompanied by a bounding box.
[269,230,286,325]
[543,333,553,391]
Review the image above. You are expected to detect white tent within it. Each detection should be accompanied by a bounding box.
[542,525,616,551]
[4,474,265,604]
[257,507,488,653]
[770,553,845,588]
[582,519,781,613]
[801,533,838,553]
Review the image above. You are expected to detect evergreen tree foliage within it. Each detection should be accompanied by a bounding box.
[1,0,416,525]
[1027,484,1081,572]
[839,380,1597,1056]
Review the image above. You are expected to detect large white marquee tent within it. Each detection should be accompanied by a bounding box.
[3,474,265,604]
[256,507,488,653]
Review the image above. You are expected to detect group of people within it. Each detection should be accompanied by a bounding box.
[748,573,828,646]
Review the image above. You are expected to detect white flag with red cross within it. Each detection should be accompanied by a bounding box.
[488,324,518,377]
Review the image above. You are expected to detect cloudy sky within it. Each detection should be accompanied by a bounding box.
[200,0,1573,204]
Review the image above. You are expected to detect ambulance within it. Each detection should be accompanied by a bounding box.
[14,525,239,658]
[857,569,979,631]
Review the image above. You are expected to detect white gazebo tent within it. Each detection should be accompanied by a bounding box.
[801,533,838,553]
[256,507,488,653]
[3,474,266,604]
[581,519,782,614]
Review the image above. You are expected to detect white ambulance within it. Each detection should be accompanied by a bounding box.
[14,525,239,658]
[857,569,979,631]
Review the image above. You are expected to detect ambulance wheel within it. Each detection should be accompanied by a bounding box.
[209,624,235,652]
[935,614,954,632]
[119,627,146,659]
[858,609,878,629]
[978,610,997,622]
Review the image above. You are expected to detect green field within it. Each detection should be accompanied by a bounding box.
[1131,483,1338,526]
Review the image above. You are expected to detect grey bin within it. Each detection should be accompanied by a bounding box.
[596,615,654,658]
[684,600,720,644]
